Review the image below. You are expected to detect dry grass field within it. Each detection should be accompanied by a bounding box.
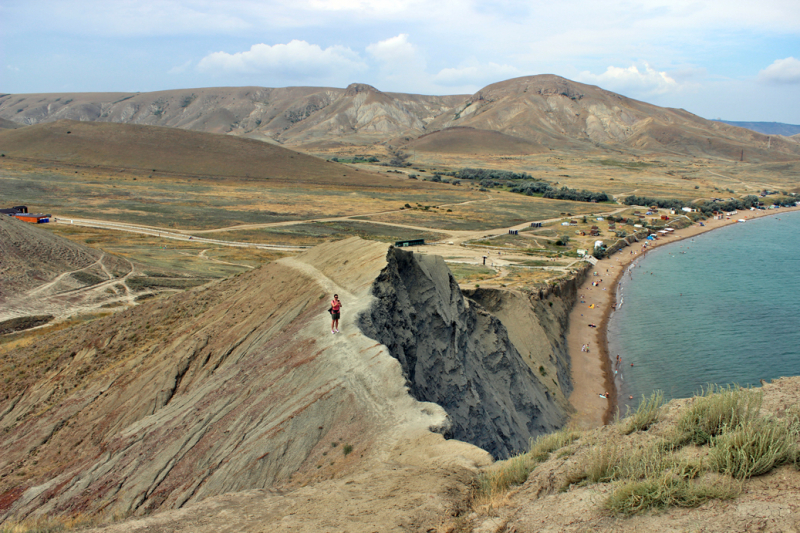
[46,225,284,276]
[2,117,798,304]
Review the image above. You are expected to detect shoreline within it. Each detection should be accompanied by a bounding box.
[566,205,800,428]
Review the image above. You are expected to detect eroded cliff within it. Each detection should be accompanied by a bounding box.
[358,247,576,459]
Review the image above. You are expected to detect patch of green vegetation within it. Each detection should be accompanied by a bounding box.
[477,428,581,500]
[477,384,799,518]
[709,415,798,479]
[448,264,495,284]
[358,196,601,231]
[0,315,54,336]
[604,470,738,517]
[622,390,664,435]
[516,259,569,267]
[673,384,762,445]
[127,276,211,291]
[199,221,446,246]
[330,156,379,164]
[596,159,657,170]
[70,271,105,286]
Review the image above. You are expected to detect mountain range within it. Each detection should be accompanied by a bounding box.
[714,120,800,137]
[2,75,799,162]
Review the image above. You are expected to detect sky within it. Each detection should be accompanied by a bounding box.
[2,0,799,123]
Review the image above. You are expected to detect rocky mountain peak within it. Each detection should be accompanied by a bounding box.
[344,83,381,96]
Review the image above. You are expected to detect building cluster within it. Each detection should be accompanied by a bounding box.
[1,206,51,223]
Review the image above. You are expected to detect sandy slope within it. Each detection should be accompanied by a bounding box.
[0,238,492,530]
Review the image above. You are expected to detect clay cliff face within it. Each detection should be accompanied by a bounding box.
[358,248,573,459]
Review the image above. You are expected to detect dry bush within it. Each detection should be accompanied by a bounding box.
[674,385,762,445]
[529,428,581,461]
[604,470,739,517]
[0,508,131,533]
[0,515,95,533]
[565,440,682,487]
[709,416,798,479]
[477,427,583,501]
[622,390,664,435]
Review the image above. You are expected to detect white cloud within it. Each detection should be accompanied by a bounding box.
[758,57,800,85]
[578,64,679,96]
[197,40,365,79]
[434,62,522,87]
[168,60,192,75]
[306,0,421,15]
[365,34,428,91]
[366,34,417,65]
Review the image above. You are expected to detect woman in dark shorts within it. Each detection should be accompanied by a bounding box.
[331,294,342,334]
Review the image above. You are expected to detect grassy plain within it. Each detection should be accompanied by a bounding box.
[4,119,799,300]
[195,221,447,246]
[326,149,800,200]
[356,195,602,231]
[46,224,283,277]
[0,166,482,230]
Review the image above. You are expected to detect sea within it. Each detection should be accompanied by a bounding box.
[607,209,800,413]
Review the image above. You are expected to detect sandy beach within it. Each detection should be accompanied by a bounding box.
[567,205,800,428]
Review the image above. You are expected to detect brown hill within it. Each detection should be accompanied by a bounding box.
[64,377,800,533]
[0,118,22,130]
[0,120,393,186]
[3,77,798,162]
[0,215,100,301]
[406,126,545,155]
[425,75,800,162]
[0,215,147,326]
[0,86,463,147]
[0,239,574,527]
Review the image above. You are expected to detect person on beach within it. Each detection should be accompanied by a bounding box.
[330,294,342,334]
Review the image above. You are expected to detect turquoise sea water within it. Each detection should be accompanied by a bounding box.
[607,210,800,413]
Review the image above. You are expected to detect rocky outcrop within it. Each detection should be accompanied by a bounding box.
[358,248,571,459]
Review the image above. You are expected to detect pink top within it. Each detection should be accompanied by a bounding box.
[331,299,341,311]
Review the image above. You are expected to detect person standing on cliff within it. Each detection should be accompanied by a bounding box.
[330,294,342,334]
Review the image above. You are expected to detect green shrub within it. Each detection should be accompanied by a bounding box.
[71,271,105,286]
[674,385,762,445]
[622,391,664,435]
[342,444,353,456]
[709,416,798,479]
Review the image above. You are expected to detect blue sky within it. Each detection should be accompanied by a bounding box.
[2,0,799,122]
